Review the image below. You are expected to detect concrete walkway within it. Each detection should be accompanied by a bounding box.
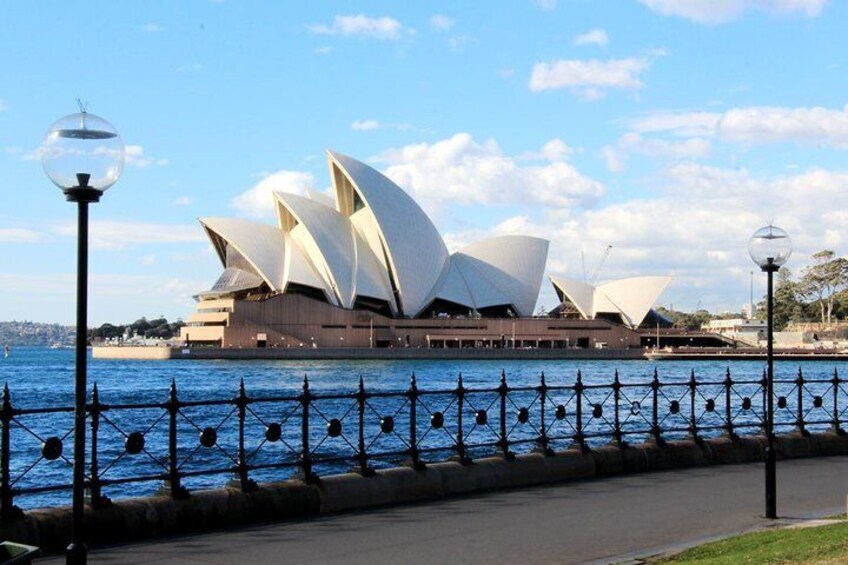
[41,457,848,564]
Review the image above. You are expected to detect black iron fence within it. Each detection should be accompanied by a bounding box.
[2,367,846,519]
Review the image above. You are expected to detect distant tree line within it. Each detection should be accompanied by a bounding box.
[759,250,848,331]
[654,307,743,331]
[89,317,185,341]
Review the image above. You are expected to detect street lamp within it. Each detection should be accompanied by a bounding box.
[748,224,792,520]
[42,107,125,564]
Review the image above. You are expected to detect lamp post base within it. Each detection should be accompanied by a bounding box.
[66,541,87,564]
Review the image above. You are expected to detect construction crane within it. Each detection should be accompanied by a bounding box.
[589,245,612,284]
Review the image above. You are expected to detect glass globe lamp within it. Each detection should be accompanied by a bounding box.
[41,111,125,197]
[748,225,792,271]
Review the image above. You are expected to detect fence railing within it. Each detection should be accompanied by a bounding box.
[2,367,846,519]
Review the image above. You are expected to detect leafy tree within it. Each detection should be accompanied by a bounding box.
[757,267,805,331]
[797,250,848,324]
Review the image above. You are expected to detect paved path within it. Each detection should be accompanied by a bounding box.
[41,457,848,564]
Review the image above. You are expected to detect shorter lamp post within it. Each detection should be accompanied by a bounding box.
[42,108,125,564]
[748,224,792,520]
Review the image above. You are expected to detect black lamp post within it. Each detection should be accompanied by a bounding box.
[748,224,792,520]
[42,108,125,564]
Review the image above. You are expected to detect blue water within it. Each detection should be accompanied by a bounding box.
[0,347,843,509]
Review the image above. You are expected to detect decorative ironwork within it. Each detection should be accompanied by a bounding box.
[0,367,845,516]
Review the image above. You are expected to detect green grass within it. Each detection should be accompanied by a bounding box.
[653,521,848,564]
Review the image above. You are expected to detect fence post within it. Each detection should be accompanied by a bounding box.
[796,367,809,437]
[612,370,625,448]
[498,371,515,460]
[456,374,471,465]
[724,368,737,440]
[0,384,21,523]
[234,379,257,492]
[761,368,768,436]
[300,376,318,483]
[407,374,426,470]
[688,369,700,444]
[164,379,188,499]
[833,368,844,435]
[356,376,375,476]
[537,372,554,456]
[573,370,588,452]
[87,383,110,508]
[651,369,664,446]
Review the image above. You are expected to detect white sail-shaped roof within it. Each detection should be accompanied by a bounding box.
[550,275,672,329]
[549,276,595,319]
[274,191,395,310]
[596,276,672,329]
[275,192,357,307]
[201,218,288,291]
[200,217,333,302]
[197,150,552,320]
[328,150,450,317]
[428,259,477,310]
[456,236,549,317]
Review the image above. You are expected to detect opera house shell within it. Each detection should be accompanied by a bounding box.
[180,150,671,351]
[549,276,672,329]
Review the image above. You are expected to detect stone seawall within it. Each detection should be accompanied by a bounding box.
[92,346,646,361]
[3,431,847,553]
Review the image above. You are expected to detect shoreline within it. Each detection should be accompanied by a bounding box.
[92,345,648,361]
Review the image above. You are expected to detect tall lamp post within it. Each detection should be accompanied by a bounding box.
[42,108,125,564]
[748,224,792,520]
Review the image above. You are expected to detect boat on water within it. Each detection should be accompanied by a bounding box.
[3,345,9,359]
[644,346,848,361]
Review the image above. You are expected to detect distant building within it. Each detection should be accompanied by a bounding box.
[701,318,766,346]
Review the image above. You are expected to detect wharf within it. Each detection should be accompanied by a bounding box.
[646,347,848,361]
[92,345,647,361]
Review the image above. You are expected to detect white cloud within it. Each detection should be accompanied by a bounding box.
[499,68,516,78]
[142,23,163,33]
[638,0,827,23]
[309,14,404,40]
[535,0,558,10]
[374,133,605,210]
[231,170,315,218]
[125,145,169,168]
[447,35,476,51]
[142,254,156,265]
[443,164,848,311]
[529,56,657,98]
[53,221,206,250]
[573,28,609,47]
[429,15,455,31]
[602,132,712,171]
[315,45,333,55]
[173,196,192,206]
[519,138,576,162]
[351,119,380,131]
[627,105,848,146]
[0,228,41,243]
[0,100,6,112]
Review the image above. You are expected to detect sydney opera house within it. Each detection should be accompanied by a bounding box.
[180,151,670,350]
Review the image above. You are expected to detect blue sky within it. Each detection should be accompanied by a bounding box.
[1,0,847,324]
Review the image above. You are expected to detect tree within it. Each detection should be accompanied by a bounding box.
[798,250,848,324]
[757,267,804,331]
